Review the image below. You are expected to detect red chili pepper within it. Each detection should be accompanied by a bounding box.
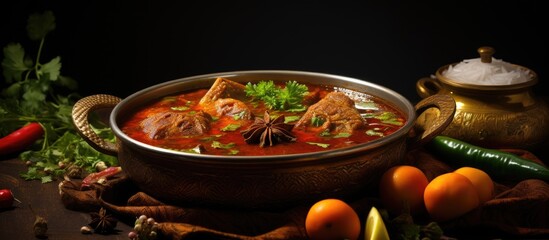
[81,166,122,189]
[0,122,45,156]
[0,189,21,209]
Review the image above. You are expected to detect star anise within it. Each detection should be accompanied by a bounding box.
[240,111,297,147]
[88,207,118,234]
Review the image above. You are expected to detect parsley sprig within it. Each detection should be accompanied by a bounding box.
[244,80,308,112]
[1,11,117,183]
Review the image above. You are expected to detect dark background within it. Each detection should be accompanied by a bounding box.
[1,1,547,104]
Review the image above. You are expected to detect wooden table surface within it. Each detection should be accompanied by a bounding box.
[0,157,134,240]
[1,144,548,240]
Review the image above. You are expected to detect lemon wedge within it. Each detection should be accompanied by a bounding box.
[365,206,390,240]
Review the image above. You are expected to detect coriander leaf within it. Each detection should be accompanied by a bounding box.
[180,145,204,154]
[22,87,46,102]
[284,115,300,123]
[245,80,278,99]
[20,167,42,180]
[333,132,351,138]
[279,80,308,111]
[0,98,34,135]
[362,111,404,126]
[38,56,61,81]
[41,175,53,183]
[89,118,115,142]
[366,129,384,137]
[311,115,325,127]
[377,112,404,126]
[201,135,221,142]
[421,222,443,239]
[245,80,279,107]
[57,75,78,90]
[245,80,308,111]
[395,223,421,240]
[233,111,248,120]
[26,11,56,41]
[211,141,235,149]
[306,142,330,148]
[228,149,239,155]
[1,43,30,83]
[22,83,47,110]
[1,82,22,98]
[319,130,331,137]
[221,123,240,131]
[53,101,75,128]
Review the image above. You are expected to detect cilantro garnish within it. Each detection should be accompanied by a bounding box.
[211,141,235,149]
[171,106,189,111]
[311,115,325,127]
[284,115,300,123]
[1,11,117,182]
[221,123,241,132]
[306,142,330,148]
[232,111,248,120]
[333,132,351,138]
[362,111,404,126]
[366,129,385,137]
[245,80,308,112]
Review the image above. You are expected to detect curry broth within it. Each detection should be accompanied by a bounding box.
[120,82,406,156]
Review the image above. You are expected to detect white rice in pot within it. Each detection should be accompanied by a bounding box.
[442,57,531,85]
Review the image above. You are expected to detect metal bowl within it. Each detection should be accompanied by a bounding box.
[73,70,454,209]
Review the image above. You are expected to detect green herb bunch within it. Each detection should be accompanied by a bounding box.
[244,80,308,112]
[1,11,117,183]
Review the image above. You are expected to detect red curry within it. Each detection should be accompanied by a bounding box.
[121,79,406,156]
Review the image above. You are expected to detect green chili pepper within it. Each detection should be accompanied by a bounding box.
[426,135,549,182]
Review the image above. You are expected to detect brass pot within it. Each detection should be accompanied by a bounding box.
[417,47,549,150]
[73,70,455,210]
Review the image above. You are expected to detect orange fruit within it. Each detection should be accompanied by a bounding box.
[305,198,361,240]
[424,172,480,222]
[454,167,494,204]
[379,165,429,216]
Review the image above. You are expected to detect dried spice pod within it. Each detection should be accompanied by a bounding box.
[33,215,48,238]
[240,111,296,147]
[88,207,118,234]
[29,205,48,238]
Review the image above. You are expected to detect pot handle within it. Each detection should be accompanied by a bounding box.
[416,77,443,99]
[72,94,122,156]
[408,94,456,150]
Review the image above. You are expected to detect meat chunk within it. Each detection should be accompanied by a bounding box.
[294,92,365,133]
[302,88,321,107]
[199,98,254,120]
[199,77,248,105]
[198,77,254,119]
[141,111,212,139]
[214,98,254,120]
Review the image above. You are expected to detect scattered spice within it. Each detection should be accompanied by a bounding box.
[240,111,296,147]
[29,205,47,238]
[81,166,122,189]
[88,207,118,234]
[66,164,83,179]
[33,215,48,238]
[80,225,92,234]
[95,161,108,172]
[129,215,158,240]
